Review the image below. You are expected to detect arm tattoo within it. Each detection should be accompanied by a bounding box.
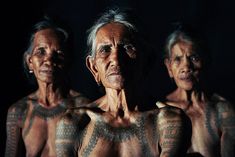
[217,101,235,157]
[5,108,22,157]
[157,107,186,157]
[55,117,79,157]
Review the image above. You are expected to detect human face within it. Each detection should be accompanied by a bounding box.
[165,41,202,91]
[87,23,138,90]
[27,28,66,84]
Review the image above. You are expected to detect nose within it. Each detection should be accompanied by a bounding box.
[180,56,192,73]
[43,51,55,66]
[109,48,120,66]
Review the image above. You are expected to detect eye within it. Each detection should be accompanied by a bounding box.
[190,54,200,62]
[57,50,64,55]
[173,56,181,63]
[34,47,46,56]
[124,44,136,52]
[98,45,111,54]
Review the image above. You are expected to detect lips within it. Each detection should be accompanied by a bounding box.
[107,67,122,76]
[39,67,54,75]
[179,73,193,81]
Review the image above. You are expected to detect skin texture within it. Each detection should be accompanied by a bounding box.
[55,23,186,157]
[159,41,235,157]
[5,29,89,157]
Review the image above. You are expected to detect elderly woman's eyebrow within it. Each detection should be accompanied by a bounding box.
[97,44,112,50]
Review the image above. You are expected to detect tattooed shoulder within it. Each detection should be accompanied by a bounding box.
[157,106,187,157]
[55,109,90,157]
[7,96,29,127]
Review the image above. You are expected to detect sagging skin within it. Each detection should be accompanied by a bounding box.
[157,40,235,157]
[55,22,187,157]
[5,28,89,157]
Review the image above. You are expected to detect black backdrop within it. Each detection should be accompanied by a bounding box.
[1,0,235,153]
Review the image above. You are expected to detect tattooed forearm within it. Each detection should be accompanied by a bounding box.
[55,118,79,157]
[5,109,21,157]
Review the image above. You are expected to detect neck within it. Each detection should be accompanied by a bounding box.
[36,81,68,108]
[168,88,207,110]
[99,87,139,118]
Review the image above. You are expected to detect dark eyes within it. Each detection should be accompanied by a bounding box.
[98,44,136,55]
[190,54,200,62]
[123,44,136,52]
[99,45,111,53]
[172,54,201,63]
[34,47,64,56]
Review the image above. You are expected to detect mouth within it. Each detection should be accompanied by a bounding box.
[179,73,194,81]
[39,68,53,75]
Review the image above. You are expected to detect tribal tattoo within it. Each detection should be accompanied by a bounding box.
[81,114,157,157]
[5,98,28,157]
[157,107,185,157]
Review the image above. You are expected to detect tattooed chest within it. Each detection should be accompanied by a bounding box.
[78,117,159,157]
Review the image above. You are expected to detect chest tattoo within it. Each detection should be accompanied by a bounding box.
[23,101,66,138]
[81,115,155,157]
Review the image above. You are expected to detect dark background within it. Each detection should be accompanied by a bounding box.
[1,0,235,154]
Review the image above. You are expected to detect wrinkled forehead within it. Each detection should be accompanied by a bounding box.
[33,28,62,47]
[95,22,134,45]
[171,40,195,56]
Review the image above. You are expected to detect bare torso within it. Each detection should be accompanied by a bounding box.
[77,109,160,157]
[5,90,89,157]
[157,94,229,157]
[56,101,185,157]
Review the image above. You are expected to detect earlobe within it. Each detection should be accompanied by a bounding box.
[26,53,33,71]
[86,55,100,83]
[164,58,173,78]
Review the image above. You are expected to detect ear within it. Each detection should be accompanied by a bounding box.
[86,55,100,83]
[164,58,173,78]
[25,53,33,71]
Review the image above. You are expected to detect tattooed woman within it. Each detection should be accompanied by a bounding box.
[55,8,187,157]
[157,25,235,157]
[5,18,89,157]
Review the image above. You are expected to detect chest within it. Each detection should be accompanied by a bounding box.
[22,114,59,156]
[186,110,220,156]
[78,115,160,157]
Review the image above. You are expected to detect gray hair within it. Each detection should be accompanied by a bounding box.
[86,8,138,58]
[164,30,193,58]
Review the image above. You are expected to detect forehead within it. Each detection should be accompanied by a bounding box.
[171,41,194,56]
[95,22,131,43]
[33,28,60,45]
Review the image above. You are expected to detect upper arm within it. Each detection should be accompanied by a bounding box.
[217,101,235,157]
[5,105,23,157]
[157,107,187,157]
[55,112,86,157]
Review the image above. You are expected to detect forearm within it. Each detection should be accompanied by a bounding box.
[5,115,21,157]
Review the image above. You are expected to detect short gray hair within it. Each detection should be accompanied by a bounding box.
[86,8,138,58]
[164,30,193,58]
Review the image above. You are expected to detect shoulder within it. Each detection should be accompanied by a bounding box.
[7,95,30,115]
[211,94,235,114]
[158,106,184,119]
[69,90,91,107]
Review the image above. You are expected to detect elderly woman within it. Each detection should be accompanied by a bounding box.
[55,9,186,157]
[157,26,235,157]
[5,19,89,157]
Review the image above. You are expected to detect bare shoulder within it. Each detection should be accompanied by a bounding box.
[211,93,235,114]
[69,89,90,107]
[7,93,33,116]
[158,106,184,119]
